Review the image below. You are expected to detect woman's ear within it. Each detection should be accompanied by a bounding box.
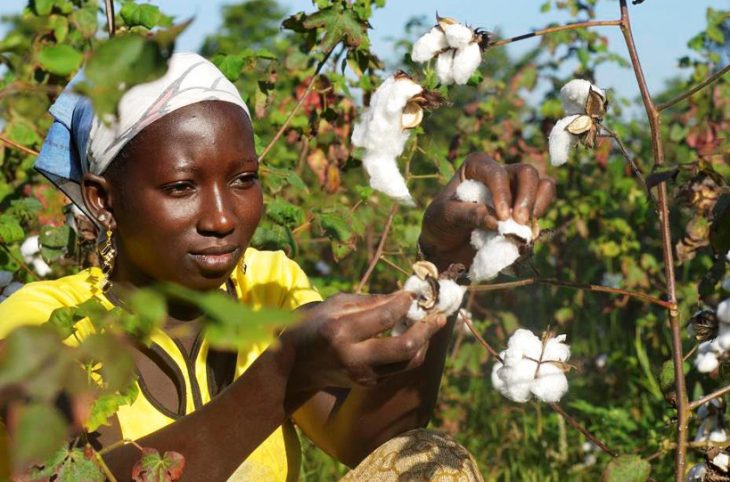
[81,173,116,229]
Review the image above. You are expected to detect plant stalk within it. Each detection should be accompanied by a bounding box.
[356,203,399,293]
[657,64,730,113]
[490,19,622,47]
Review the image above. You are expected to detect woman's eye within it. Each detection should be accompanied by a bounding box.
[163,182,195,196]
[232,173,258,188]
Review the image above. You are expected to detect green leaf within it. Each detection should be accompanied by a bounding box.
[658,359,689,393]
[267,199,304,227]
[13,403,67,468]
[601,455,651,482]
[5,118,42,146]
[0,214,25,244]
[49,15,69,42]
[283,5,367,53]
[319,213,352,242]
[38,45,83,76]
[121,2,164,29]
[212,54,244,82]
[86,383,139,432]
[78,333,136,392]
[40,224,73,249]
[69,7,98,38]
[122,289,167,339]
[34,0,55,16]
[132,448,185,482]
[47,306,78,339]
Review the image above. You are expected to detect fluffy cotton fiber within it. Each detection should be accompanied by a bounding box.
[352,75,424,206]
[395,275,467,336]
[411,18,482,86]
[548,114,581,167]
[411,27,448,63]
[559,79,606,115]
[492,329,571,403]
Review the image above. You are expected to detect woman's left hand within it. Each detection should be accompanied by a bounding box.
[419,153,556,271]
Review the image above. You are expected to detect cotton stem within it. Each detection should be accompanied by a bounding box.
[549,402,618,458]
[657,64,730,113]
[104,0,115,38]
[461,311,502,362]
[618,1,687,478]
[688,385,730,412]
[355,203,399,293]
[598,125,656,206]
[0,134,39,157]
[490,19,622,47]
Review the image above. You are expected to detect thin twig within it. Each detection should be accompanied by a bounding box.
[91,445,117,482]
[688,385,730,411]
[599,125,657,206]
[618,1,687,478]
[380,255,410,277]
[467,277,674,309]
[490,19,622,47]
[98,438,144,456]
[356,203,399,293]
[657,64,730,112]
[0,134,39,157]
[258,46,335,163]
[461,312,502,362]
[104,0,115,38]
[549,402,618,457]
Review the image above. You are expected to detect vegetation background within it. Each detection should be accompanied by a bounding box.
[0,0,727,481]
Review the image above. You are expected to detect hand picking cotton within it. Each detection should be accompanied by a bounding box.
[491,328,571,403]
[395,261,467,336]
[548,79,608,166]
[351,72,443,206]
[411,16,486,86]
[455,179,533,281]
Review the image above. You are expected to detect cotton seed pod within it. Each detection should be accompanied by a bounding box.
[412,260,439,281]
[706,448,730,481]
[691,309,720,342]
[566,115,594,135]
[401,102,424,129]
[584,87,608,118]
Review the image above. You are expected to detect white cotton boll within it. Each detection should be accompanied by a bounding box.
[386,79,424,115]
[2,281,23,297]
[710,428,728,443]
[32,258,52,277]
[549,115,580,167]
[443,23,474,49]
[362,152,415,206]
[696,342,720,373]
[20,235,41,262]
[716,323,730,351]
[712,453,730,471]
[411,27,448,63]
[500,357,539,403]
[717,299,730,324]
[451,43,482,85]
[506,328,543,359]
[491,360,507,394]
[456,179,490,205]
[435,51,455,85]
[595,353,608,369]
[470,229,492,250]
[0,271,12,289]
[542,334,570,362]
[559,79,606,115]
[434,279,466,316]
[531,362,569,402]
[403,275,430,296]
[469,233,521,282]
[498,218,533,243]
[686,464,706,482]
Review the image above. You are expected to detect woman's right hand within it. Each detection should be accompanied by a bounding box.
[282,292,446,392]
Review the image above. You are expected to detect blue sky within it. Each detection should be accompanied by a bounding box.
[1,0,724,104]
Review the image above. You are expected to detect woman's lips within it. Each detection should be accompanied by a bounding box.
[188,246,240,273]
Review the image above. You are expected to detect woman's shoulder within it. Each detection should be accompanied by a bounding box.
[0,268,105,338]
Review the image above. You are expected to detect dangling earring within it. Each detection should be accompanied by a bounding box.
[99,227,116,292]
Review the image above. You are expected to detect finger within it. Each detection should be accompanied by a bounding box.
[463,154,511,220]
[441,200,499,231]
[533,177,556,218]
[336,291,415,341]
[505,164,539,224]
[355,313,445,368]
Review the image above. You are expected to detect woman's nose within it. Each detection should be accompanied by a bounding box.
[197,185,235,236]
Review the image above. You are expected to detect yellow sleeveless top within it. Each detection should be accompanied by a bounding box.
[0,248,322,482]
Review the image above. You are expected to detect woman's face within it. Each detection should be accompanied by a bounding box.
[97,100,263,291]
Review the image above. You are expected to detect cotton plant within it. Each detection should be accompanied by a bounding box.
[351,71,444,206]
[411,15,489,85]
[491,328,572,403]
[395,261,467,336]
[455,179,534,282]
[549,79,609,166]
[694,398,728,444]
[693,298,730,373]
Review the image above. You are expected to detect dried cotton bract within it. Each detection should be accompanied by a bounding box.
[396,261,466,336]
[455,180,533,281]
[411,16,486,86]
[695,297,730,373]
[352,73,443,206]
[491,329,571,403]
[548,79,608,166]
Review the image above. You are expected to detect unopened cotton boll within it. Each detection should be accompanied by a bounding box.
[411,27,448,62]
[443,23,474,49]
[451,43,482,85]
[456,179,491,205]
[549,115,581,166]
[717,299,730,324]
[559,79,606,115]
[435,51,455,85]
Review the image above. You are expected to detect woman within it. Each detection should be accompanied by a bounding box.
[0,52,555,481]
